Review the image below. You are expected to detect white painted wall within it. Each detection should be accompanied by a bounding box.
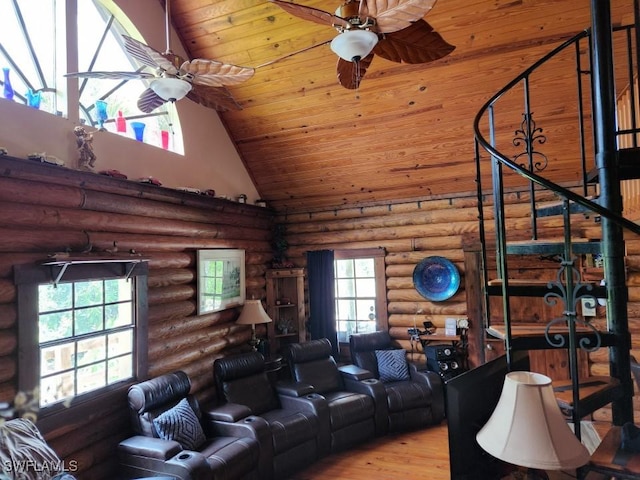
[0,0,259,203]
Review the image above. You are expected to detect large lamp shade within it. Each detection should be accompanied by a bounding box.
[236,300,272,326]
[476,371,590,471]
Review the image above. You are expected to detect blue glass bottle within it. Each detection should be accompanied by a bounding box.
[95,100,108,131]
[2,68,14,100]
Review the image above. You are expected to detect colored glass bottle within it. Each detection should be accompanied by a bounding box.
[116,110,127,133]
[2,68,14,100]
[95,100,108,131]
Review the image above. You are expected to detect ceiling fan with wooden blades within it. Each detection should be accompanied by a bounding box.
[270,0,454,89]
[65,0,254,113]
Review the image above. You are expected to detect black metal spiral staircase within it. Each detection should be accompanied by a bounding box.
[474,1,640,438]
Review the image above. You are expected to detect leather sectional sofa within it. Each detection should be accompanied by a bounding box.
[118,337,445,479]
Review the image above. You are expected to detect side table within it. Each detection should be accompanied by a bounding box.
[582,426,640,479]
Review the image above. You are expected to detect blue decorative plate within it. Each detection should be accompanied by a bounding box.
[413,256,460,302]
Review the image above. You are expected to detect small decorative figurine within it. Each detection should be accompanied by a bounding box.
[74,126,96,171]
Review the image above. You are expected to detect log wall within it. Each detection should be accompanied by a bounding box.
[278,187,640,423]
[0,156,272,480]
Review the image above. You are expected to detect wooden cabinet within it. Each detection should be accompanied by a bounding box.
[266,268,306,353]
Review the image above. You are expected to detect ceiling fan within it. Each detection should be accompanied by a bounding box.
[270,0,454,89]
[65,0,254,113]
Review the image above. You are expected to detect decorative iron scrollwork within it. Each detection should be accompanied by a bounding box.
[542,255,602,352]
[513,113,548,172]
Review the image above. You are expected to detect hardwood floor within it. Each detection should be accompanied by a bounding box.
[290,423,451,480]
[289,421,612,480]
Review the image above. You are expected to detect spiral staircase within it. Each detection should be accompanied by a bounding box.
[474,1,640,439]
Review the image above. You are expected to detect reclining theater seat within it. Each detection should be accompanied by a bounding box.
[283,338,387,453]
[118,371,260,480]
[349,330,445,433]
[211,351,323,480]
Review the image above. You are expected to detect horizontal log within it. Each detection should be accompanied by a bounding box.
[388,314,462,329]
[0,253,54,278]
[0,281,15,305]
[149,334,246,378]
[148,300,197,324]
[0,201,270,241]
[147,252,195,269]
[388,301,468,315]
[88,231,270,253]
[0,356,16,383]
[0,228,89,253]
[149,308,237,340]
[387,288,465,303]
[0,304,17,329]
[148,323,244,359]
[148,268,195,288]
[148,285,196,305]
[83,189,272,230]
[386,250,464,265]
[0,176,84,208]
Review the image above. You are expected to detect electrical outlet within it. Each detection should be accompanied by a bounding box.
[581,297,596,317]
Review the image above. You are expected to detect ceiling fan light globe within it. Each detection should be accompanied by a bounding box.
[330,30,378,62]
[150,77,192,102]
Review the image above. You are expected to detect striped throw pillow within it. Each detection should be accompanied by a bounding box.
[375,349,410,383]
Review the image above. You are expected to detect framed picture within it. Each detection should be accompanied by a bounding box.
[197,249,245,314]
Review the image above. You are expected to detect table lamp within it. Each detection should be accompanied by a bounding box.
[476,371,590,479]
[236,299,272,351]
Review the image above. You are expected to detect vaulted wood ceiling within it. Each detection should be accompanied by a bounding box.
[168,0,635,213]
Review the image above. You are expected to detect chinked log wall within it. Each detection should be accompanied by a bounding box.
[279,187,640,424]
[0,155,272,480]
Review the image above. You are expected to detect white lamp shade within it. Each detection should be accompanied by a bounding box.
[236,299,272,326]
[330,30,379,62]
[150,77,192,101]
[476,371,590,470]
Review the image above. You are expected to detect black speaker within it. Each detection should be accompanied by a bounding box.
[424,345,464,381]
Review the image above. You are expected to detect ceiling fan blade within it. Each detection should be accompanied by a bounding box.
[373,20,454,64]
[270,0,351,29]
[336,54,374,90]
[65,71,155,80]
[137,88,168,113]
[122,35,179,75]
[366,0,438,33]
[187,84,242,112]
[180,59,255,87]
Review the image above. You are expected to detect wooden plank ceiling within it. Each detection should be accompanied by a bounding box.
[168,0,635,213]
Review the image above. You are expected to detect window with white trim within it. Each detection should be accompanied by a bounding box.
[334,248,387,343]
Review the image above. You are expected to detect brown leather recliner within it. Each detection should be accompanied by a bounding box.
[118,371,260,480]
[208,351,325,480]
[283,338,388,453]
[349,330,445,433]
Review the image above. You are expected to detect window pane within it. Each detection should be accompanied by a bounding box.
[335,259,354,278]
[77,336,106,367]
[355,258,374,277]
[105,303,132,329]
[39,311,73,342]
[108,330,132,357]
[77,363,106,395]
[356,278,376,296]
[336,278,355,297]
[108,354,132,383]
[75,306,104,335]
[41,343,75,375]
[40,371,74,407]
[39,283,72,312]
[105,278,131,303]
[75,280,103,307]
[337,299,355,320]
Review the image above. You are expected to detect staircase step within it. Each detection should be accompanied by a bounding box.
[587,146,640,182]
[486,322,618,350]
[487,278,606,298]
[554,376,623,419]
[506,239,601,255]
[536,197,599,218]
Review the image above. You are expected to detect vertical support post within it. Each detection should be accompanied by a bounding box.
[591,0,633,425]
